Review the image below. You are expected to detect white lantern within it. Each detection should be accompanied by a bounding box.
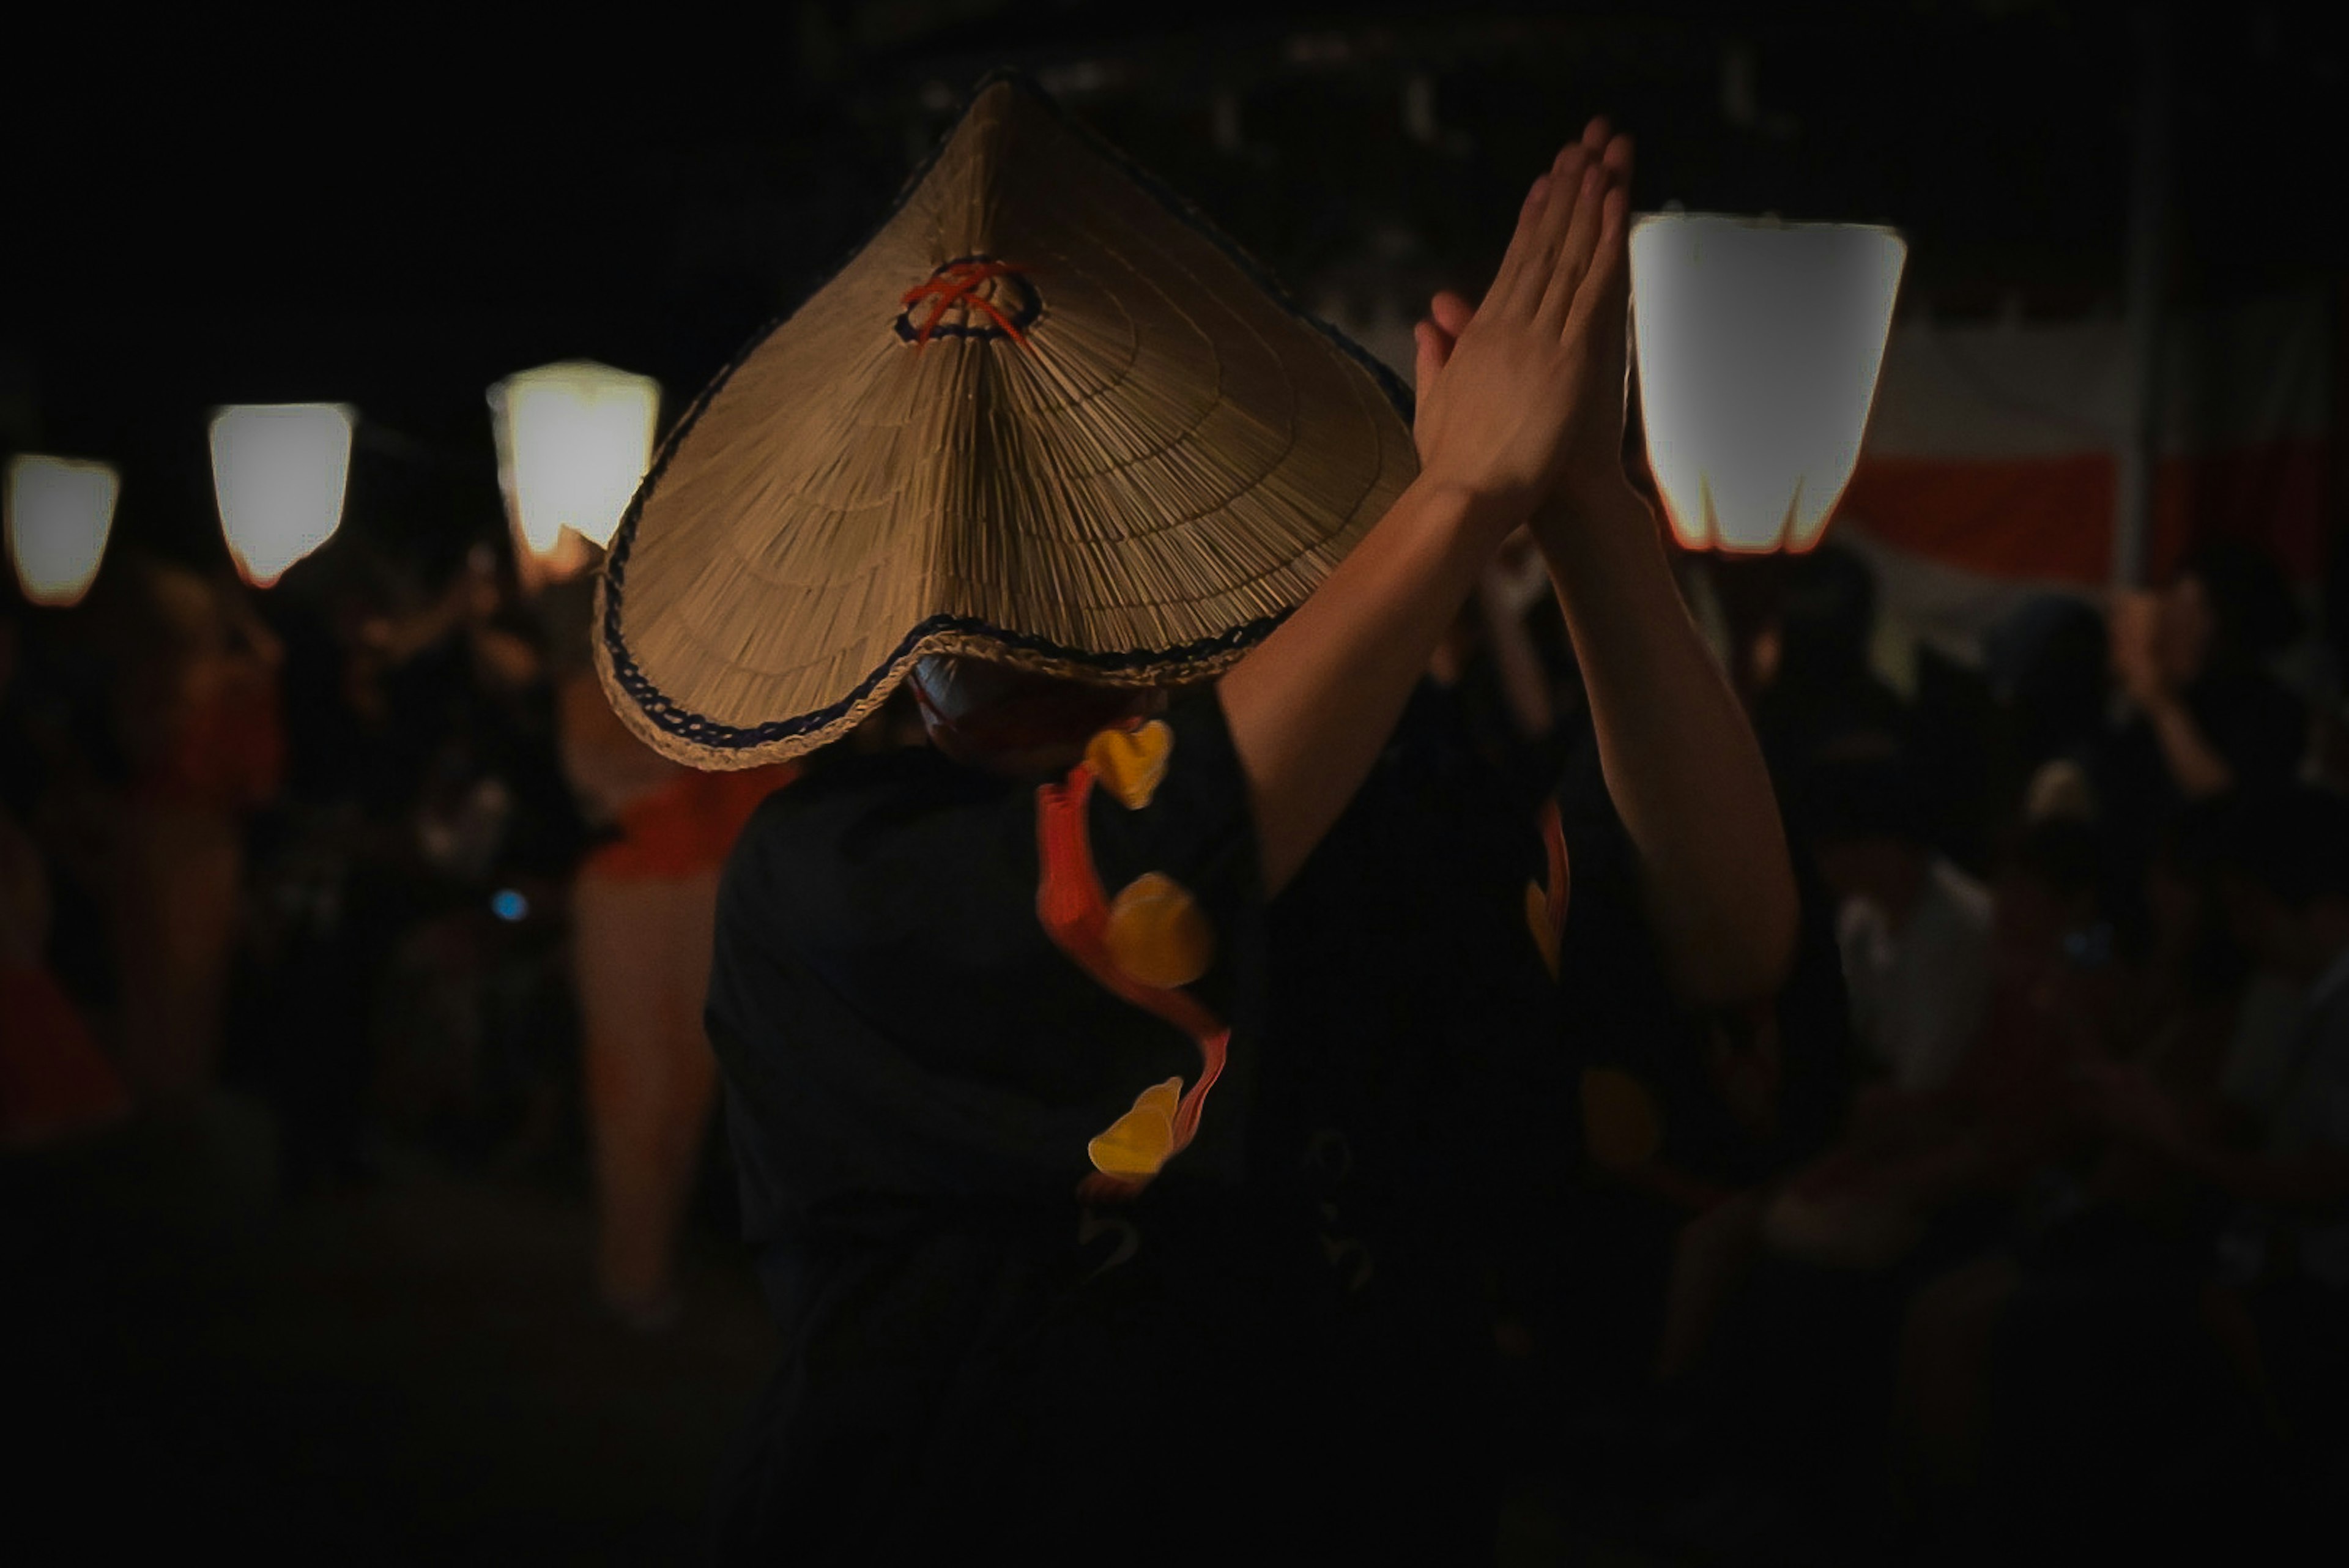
[6,455,119,608]
[209,403,355,587]
[487,360,661,587]
[1630,214,1906,554]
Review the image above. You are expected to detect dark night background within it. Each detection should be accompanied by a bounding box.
[6,4,2349,1563]
[9,3,2343,579]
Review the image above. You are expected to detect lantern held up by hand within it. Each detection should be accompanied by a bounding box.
[1630,214,1906,554]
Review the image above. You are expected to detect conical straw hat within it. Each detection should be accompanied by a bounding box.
[596,73,1417,767]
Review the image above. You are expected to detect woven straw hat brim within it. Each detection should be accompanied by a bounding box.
[597,72,1417,768]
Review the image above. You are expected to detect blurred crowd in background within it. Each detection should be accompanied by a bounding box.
[5,499,2347,1555]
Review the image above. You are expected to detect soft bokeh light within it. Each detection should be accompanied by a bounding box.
[487,362,661,576]
[1631,214,1906,553]
[6,455,119,608]
[209,403,355,587]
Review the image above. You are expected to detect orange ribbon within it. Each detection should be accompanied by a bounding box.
[1036,762,1230,1201]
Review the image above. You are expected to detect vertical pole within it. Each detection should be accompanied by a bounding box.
[2115,7,2173,589]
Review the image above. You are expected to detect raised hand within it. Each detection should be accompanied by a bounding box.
[1213,108,1794,948]
[1411,118,1635,518]
[1409,119,1797,1008]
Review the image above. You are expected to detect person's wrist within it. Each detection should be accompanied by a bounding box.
[1412,469,1533,545]
[1570,472,1652,529]
[1532,475,1657,564]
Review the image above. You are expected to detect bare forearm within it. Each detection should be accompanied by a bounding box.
[1229,119,1638,896]
[2143,694,2235,799]
[1533,484,1796,1005]
[1220,479,1513,894]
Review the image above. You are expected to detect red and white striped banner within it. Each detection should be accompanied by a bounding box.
[1833,290,2331,641]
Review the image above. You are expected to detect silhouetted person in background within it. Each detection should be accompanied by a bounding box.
[2102,542,2307,851]
[1748,543,1907,784]
[106,557,284,1111]
[1804,747,1994,1098]
[544,570,795,1330]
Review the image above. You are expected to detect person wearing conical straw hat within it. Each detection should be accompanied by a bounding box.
[599,79,1796,1559]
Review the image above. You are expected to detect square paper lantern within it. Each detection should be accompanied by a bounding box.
[1630,214,1906,554]
[209,403,355,587]
[6,455,119,608]
[487,361,661,585]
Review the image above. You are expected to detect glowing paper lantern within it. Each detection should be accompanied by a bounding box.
[209,403,355,586]
[1630,213,1906,553]
[487,361,661,585]
[6,455,119,608]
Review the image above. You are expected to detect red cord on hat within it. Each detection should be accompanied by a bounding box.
[900,259,1034,347]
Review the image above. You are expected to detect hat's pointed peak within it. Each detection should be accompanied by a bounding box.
[934,71,1031,155]
[877,73,1066,273]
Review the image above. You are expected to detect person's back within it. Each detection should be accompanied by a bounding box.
[707,686,1575,1556]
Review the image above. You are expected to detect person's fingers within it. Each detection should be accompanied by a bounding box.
[1475,128,1620,325]
[1431,289,1475,337]
[1535,159,1609,333]
[1412,319,1448,391]
[1491,155,1574,314]
[1482,171,1556,315]
[1493,143,1590,316]
[1560,136,1636,332]
[1563,169,1635,346]
[1601,130,1634,180]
